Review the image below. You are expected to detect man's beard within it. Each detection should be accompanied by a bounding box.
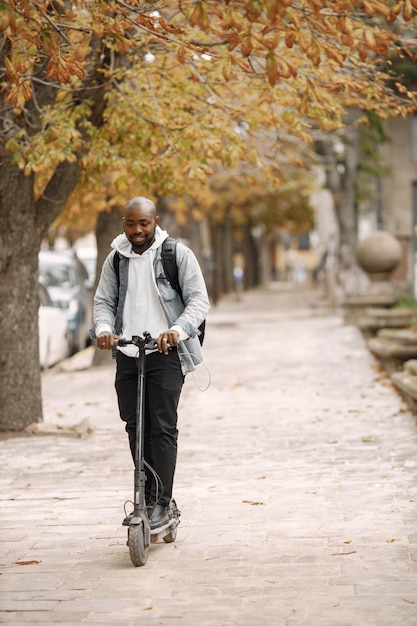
[129,227,156,254]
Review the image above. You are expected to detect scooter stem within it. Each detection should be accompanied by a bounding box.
[133,334,151,518]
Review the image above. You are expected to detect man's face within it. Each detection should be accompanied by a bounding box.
[123,203,159,254]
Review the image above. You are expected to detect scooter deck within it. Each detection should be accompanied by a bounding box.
[150,517,179,543]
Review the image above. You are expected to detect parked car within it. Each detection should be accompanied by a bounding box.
[38,281,71,369]
[38,249,94,354]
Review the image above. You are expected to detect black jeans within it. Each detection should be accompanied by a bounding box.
[115,349,184,506]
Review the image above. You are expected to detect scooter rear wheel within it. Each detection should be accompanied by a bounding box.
[128,524,148,567]
[163,526,177,543]
[163,500,180,543]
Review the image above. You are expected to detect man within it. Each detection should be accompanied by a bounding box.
[91,196,210,530]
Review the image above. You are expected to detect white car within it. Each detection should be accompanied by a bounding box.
[38,249,93,353]
[38,281,71,369]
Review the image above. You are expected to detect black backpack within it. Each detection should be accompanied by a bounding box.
[113,237,206,345]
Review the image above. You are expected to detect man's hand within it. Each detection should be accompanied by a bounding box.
[97,333,118,350]
[156,330,180,355]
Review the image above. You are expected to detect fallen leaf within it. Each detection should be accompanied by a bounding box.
[387,538,402,543]
[372,363,385,372]
[14,560,41,566]
[242,500,264,506]
[361,436,375,443]
[331,551,357,556]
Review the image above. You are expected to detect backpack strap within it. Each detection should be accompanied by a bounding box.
[113,250,121,283]
[161,237,183,301]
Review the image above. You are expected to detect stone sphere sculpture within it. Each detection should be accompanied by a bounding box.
[356,231,402,275]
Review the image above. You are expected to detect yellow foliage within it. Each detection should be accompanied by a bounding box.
[2,0,417,231]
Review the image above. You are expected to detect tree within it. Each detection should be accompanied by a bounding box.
[1,0,417,430]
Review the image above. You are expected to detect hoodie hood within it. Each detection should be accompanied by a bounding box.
[111,226,169,258]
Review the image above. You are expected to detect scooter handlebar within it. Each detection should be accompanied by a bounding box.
[116,334,157,350]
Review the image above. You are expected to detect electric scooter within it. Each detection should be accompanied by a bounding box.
[117,333,181,567]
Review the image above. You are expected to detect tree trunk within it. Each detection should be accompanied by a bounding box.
[92,206,123,367]
[0,34,110,430]
[182,214,206,269]
[258,229,270,285]
[0,163,43,430]
[0,155,86,430]
[209,221,223,304]
[95,206,123,289]
[334,125,360,266]
[242,222,260,288]
[324,109,369,298]
[158,196,212,292]
[221,213,234,294]
[156,196,180,239]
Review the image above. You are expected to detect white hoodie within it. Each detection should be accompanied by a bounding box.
[97,226,187,358]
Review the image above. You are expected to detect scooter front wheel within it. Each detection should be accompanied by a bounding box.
[128,523,148,567]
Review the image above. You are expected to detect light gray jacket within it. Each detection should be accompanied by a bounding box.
[91,230,210,375]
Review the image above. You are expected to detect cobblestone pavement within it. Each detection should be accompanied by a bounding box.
[1,284,417,626]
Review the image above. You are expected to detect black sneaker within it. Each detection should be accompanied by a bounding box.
[149,504,169,530]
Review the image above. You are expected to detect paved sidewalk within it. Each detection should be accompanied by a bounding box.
[1,284,417,626]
